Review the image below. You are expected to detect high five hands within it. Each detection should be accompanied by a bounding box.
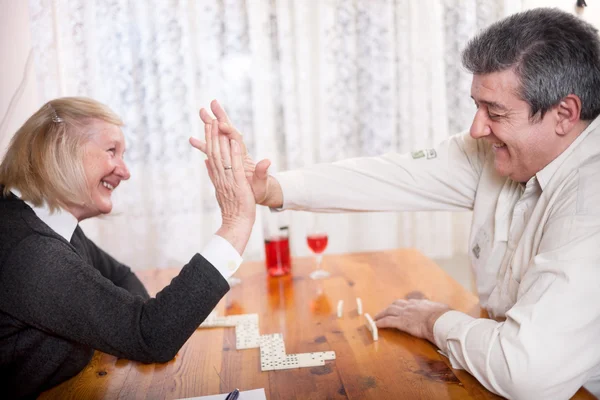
[189,100,272,205]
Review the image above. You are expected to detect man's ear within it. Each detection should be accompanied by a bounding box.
[555,94,582,136]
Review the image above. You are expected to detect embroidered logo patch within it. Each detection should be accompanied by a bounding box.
[411,149,437,159]
[425,149,437,159]
[411,150,425,159]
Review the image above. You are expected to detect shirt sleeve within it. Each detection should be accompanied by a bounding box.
[275,131,488,213]
[80,228,242,286]
[201,234,243,280]
[433,179,600,399]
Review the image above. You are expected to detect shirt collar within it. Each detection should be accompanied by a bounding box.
[536,115,600,191]
[11,189,78,242]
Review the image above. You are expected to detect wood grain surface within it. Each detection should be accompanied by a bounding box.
[40,249,594,400]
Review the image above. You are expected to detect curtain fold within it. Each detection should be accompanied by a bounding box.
[27,0,522,269]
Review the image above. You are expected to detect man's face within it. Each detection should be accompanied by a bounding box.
[469,70,560,182]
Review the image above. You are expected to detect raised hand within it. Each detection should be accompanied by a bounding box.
[201,119,256,255]
[190,100,273,205]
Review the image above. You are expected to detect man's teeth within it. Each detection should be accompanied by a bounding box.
[493,143,506,148]
[102,181,115,190]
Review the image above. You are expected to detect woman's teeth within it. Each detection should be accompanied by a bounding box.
[102,181,114,190]
[493,143,506,149]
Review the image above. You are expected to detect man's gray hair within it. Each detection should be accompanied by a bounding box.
[462,8,600,121]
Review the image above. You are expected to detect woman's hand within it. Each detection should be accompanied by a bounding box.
[196,119,256,255]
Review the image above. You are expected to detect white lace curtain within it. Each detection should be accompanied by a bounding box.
[27,0,522,270]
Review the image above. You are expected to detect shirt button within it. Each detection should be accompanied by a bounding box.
[228,261,237,271]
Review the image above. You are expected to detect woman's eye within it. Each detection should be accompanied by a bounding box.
[108,148,116,155]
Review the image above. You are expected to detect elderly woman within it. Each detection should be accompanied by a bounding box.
[0,97,255,398]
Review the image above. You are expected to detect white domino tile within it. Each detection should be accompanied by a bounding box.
[262,351,337,371]
[200,313,259,328]
[337,300,344,318]
[293,351,336,364]
[364,313,378,341]
[199,316,237,327]
[260,334,288,370]
[259,334,337,371]
[235,320,260,349]
[259,334,286,360]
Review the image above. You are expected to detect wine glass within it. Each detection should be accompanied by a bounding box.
[307,230,329,280]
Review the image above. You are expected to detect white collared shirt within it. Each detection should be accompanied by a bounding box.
[275,117,600,399]
[12,191,243,281]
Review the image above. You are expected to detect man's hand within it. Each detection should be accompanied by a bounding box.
[373,299,451,344]
[189,100,275,205]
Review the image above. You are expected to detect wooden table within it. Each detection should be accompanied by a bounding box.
[40,249,594,400]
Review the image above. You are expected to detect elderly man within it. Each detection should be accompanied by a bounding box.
[193,8,600,399]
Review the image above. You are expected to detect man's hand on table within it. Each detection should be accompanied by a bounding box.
[374,298,451,344]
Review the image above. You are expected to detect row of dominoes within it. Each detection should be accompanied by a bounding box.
[259,333,336,371]
[336,298,377,341]
[336,297,363,318]
[198,312,337,371]
[198,311,262,350]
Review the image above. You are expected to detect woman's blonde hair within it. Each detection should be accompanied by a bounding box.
[0,97,123,212]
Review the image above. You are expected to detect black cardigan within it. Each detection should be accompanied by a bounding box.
[0,193,229,398]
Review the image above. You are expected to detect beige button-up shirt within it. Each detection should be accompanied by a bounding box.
[276,117,600,399]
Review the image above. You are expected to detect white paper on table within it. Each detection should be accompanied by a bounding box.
[177,388,266,400]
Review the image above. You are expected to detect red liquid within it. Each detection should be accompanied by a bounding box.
[307,234,328,254]
[264,236,291,277]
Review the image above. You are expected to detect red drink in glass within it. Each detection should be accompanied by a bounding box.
[264,236,291,277]
[307,234,328,254]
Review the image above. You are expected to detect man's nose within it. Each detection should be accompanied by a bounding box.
[470,109,491,139]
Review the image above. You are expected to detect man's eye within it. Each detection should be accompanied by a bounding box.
[488,113,500,120]
[107,148,116,155]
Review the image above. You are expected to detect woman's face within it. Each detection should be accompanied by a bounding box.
[78,119,130,220]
